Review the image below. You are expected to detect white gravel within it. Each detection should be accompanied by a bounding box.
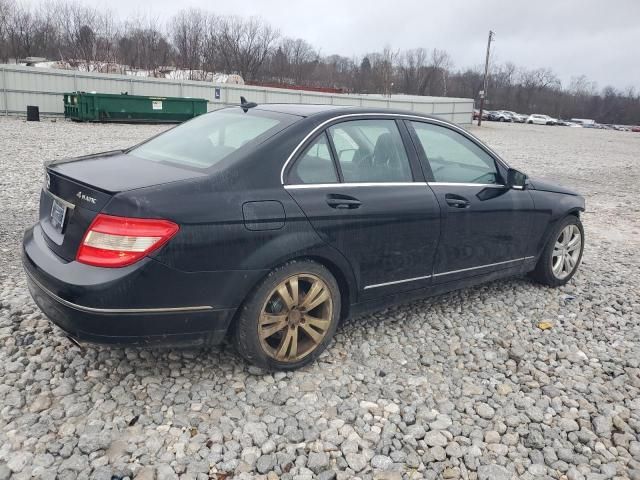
[0,117,639,480]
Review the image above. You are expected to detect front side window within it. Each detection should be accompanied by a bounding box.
[328,119,412,183]
[131,109,289,169]
[410,122,500,184]
[289,132,338,184]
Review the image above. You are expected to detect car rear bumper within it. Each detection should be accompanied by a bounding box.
[22,224,266,346]
[24,268,234,345]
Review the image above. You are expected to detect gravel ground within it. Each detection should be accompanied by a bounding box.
[0,117,639,480]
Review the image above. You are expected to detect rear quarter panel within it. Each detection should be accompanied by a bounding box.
[104,176,358,308]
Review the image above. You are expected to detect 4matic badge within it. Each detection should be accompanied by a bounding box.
[76,191,97,204]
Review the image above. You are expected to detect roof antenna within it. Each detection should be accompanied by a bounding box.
[240,96,257,113]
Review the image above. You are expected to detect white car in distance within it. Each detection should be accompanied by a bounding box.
[527,114,557,125]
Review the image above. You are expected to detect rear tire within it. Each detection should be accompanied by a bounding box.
[529,215,584,287]
[232,260,341,371]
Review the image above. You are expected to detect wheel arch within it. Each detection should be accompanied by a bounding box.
[226,252,356,339]
[529,212,584,286]
[567,207,583,218]
[536,208,584,261]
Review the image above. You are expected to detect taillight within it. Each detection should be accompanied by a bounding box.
[76,214,179,268]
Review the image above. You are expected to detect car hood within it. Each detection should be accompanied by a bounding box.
[48,150,206,193]
[528,177,579,196]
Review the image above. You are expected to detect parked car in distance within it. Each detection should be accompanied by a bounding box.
[472,109,489,121]
[631,126,640,132]
[488,110,513,122]
[527,114,557,125]
[502,111,527,123]
[571,118,596,127]
[23,103,586,370]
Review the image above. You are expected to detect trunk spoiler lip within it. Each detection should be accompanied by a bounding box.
[46,166,114,196]
[46,149,124,168]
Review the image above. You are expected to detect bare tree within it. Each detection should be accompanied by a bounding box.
[517,67,561,112]
[399,48,427,94]
[427,48,452,96]
[312,53,355,90]
[214,16,279,81]
[169,8,206,79]
[6,2,37,60]
[118,15,173,74]
[32,2,61,60]
[367,46,398,96]
[200,13,220,77]
[285,38,318,84]
[55,2,117,70]
[0,0,12,61]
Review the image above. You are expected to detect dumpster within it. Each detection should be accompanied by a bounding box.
[63,92,208,123]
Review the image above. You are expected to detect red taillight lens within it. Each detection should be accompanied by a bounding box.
[76,214,179,268]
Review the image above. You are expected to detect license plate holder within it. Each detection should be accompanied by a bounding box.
[50,198,67,232]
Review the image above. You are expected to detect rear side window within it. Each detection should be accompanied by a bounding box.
[290,133,338,184]
[130,109,288,169]
[410,122,499,184]
[328,119,412,182]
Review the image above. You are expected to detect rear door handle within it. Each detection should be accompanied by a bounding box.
[445,194,470,208]
[326,194,362,209]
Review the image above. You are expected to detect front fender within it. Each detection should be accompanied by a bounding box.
[529,190,585,257]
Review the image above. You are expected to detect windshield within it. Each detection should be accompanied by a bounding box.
[130,108,293,169]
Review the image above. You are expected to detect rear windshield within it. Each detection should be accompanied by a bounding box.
[129,108,293,169]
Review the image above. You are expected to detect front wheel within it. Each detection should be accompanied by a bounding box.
[232,260,341,370]
[529,215,584,287]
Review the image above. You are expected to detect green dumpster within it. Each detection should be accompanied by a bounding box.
[63,92,208,123]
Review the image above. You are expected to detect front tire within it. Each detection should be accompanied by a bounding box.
[530,215,584,287]
[232,260,341,370]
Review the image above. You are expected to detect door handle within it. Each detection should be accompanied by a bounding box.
[445,194,470,208]
[326,194,362,209]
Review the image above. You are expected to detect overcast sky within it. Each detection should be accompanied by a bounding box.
[76,0,640,91]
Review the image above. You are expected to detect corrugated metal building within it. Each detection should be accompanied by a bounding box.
[0,64,473,124]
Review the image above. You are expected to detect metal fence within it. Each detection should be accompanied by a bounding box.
[0,64,473,124]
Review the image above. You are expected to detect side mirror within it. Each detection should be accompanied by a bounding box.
[506,168,527,189]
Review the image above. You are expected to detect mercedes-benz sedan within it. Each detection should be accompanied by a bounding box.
[23,104,585,370]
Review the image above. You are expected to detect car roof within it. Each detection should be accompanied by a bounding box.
[252,103,442,122]
[254,103,351,117]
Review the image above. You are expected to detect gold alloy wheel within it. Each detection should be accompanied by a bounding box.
[258,273,333,363]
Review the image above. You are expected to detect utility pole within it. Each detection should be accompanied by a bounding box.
[477,30,494,126]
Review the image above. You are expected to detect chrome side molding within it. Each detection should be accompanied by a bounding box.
[363,256,536,289]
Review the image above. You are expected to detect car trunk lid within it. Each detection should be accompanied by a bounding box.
[41,152,205,262]
[49,150,205,192]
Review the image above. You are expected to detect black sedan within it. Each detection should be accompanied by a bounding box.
[23,104,585,370]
